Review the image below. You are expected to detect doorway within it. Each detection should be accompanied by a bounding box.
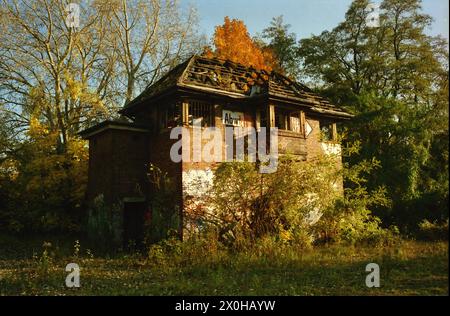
[123,199,147,250]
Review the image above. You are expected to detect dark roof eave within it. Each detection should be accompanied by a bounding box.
[120,84,354,120]
[120,83,259,116]
[78,120,150,139]
[309,106,354,119]
[267,94,353,119]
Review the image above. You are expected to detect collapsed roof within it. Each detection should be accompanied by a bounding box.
[120,55,353,119]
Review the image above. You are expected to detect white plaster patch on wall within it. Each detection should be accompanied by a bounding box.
[333,182,341,191]
[182,169,216,237]
[321,142,342,156]
[182,169,214,197]
[304,209,323,226]
[303,193,323,226]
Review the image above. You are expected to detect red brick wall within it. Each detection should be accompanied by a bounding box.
[278,130,307,156]
[86,129,149,207]
[305,117,323,160]
[86,99,345,240]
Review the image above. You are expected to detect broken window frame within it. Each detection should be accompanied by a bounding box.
[319,119,337,142]
[161,101,182,129]
[187,100,215,127]
[274,107,305,135]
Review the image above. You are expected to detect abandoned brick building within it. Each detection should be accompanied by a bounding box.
[80,55,353,245]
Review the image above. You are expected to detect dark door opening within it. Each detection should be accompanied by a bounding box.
[123,200,147,250]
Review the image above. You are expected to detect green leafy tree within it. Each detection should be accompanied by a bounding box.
[261,16,299,77]
[0,118,88,233]
[297,0,449,231]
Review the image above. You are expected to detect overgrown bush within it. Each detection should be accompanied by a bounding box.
[183,154,340,246]
[0,122,87,234]
[315,149,399,246]
[145,164,180,244]
[147,228,226,268]
[33,241,54,279]
[183,141,396,248]
[417,219,449,241]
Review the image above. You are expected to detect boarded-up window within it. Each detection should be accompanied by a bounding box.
[290,113,301,133]
[188,100,214,127]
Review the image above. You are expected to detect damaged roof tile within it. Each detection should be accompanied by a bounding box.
[121,55,352,119]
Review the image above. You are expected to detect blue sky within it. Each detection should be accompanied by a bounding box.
[181,0,449,42]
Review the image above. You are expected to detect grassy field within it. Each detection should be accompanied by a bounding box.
[0,236,447,296]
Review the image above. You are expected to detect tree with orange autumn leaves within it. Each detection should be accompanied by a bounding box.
[204,17,276,72]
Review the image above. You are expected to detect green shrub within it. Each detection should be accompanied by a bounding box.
[145,164,180,244]
[183,142,395,248]
[199,155,342,245]
[418,219,449,241]
[31,241,55,280]
[147,228,226,268]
